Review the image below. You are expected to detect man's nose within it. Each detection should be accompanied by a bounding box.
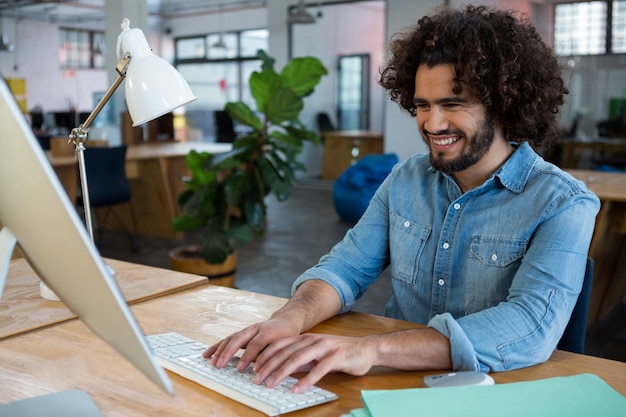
[423,107,449,133]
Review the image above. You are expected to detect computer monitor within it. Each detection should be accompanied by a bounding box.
[0,77,173,396]
[50,111,75,134]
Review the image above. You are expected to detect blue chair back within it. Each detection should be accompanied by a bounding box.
[557,258,594,354]
[82,145,131,207]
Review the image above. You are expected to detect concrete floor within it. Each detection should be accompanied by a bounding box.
[98,181,626,364]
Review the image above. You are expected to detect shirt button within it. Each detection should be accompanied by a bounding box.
[404,221,411,228]
[491,254,498,261]
[453,203,461,210]
[442,242,450,249]
[438,279,445,286]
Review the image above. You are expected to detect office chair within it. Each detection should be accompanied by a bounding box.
[316,112,335,133]
[557,258,594,354]
[78,145,138,252]
[214,110,237,143]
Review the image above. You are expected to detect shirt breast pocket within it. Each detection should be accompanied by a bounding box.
[390,213,431,286]
[466,236,527,312]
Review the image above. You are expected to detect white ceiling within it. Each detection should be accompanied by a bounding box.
[0,0,267,24]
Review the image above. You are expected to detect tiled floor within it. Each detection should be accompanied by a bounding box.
[99,181,626,364]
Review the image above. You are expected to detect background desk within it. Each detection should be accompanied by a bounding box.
[48,141,231,239]
[559,138,626,169]
[567,169,626,325]
[321,130,383,180]
[0,258,207,339]
[1,270,625,416]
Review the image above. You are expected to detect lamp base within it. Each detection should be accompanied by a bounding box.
[40,281,61,301]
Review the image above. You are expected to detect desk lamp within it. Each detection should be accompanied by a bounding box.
[69,18,197,242]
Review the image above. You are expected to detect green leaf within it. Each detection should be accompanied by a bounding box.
[265,88,303,124]
[284,124,320,144]
[223,172,249,207]
[267,149,296,183]
[270,130,304,149]
[281,57,328,97]
[199,218,231,264]
[257,50,275,71]
[243,198,265,232]
[228,220,255,244]
[250,69,282,114]
[257,156,290,201]
[225,102,264,132]
[185,151,216,185]
[172,214,205,232]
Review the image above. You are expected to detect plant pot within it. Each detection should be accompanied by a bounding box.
[169,245,237,288]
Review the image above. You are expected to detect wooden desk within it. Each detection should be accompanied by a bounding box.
[567,169,626,324]
[560,138,626,168]
[321,130,383,180]
[1,278,625,416]
[48,141,232,239]
[0,258,207,339]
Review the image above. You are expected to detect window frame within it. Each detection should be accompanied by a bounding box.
[58,27,105,69]
[174,28,268,104]
[553,0,626,56]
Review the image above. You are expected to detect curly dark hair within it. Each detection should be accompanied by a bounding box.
[379,5,568,146]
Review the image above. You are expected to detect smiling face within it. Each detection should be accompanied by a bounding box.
[413,64,501,175]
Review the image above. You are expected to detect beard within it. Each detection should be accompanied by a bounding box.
[426,114,495,174]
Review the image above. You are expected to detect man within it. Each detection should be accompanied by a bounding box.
[204,5,600,393]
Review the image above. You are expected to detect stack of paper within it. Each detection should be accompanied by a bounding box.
[349,373,626,417]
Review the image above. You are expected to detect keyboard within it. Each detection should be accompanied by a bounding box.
[147,332,338,416]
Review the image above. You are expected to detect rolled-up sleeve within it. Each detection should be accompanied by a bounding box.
[428,313,481,371]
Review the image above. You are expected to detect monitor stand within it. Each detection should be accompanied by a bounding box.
[0,227,60,301]
[0,390,104,416]
[0,226,17,301]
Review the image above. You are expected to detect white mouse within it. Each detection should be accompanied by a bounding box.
[423,371,495,388]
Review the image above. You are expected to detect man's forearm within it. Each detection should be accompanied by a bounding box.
[369,328,452,370]
[271,279,343,333]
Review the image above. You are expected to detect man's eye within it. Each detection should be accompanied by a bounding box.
[415,104,430,111]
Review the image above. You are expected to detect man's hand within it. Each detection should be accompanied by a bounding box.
[203,317,300,372]
[251,333,378,393]
[203,280,343,373]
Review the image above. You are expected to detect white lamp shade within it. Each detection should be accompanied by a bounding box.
[125,55,197,126]
[118,19,197,126]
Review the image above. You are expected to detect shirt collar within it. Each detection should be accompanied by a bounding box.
[426,141,539,194]
[494,142,539,194]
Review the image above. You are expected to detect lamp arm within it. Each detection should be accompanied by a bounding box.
[68,53,131,243]
[69,53,131,144]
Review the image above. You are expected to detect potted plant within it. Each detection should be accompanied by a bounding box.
[169,51,328,287]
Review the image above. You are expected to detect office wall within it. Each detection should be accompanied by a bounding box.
[0,19,107,118]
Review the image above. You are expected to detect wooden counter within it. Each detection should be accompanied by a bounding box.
[48,141,231,239]
[321,130,383,180]
[567,169,626,324]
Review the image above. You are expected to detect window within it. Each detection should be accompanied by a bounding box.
[337,54,370,130]
[175,29,268,140]
[614,1,626,52]
[554,1,626,55]
[59,28,105,69]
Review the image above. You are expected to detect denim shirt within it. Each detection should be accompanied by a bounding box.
[293,142,600,373]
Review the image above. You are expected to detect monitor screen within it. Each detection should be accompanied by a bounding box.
[50,111,76,133]
[0,77,172,395]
